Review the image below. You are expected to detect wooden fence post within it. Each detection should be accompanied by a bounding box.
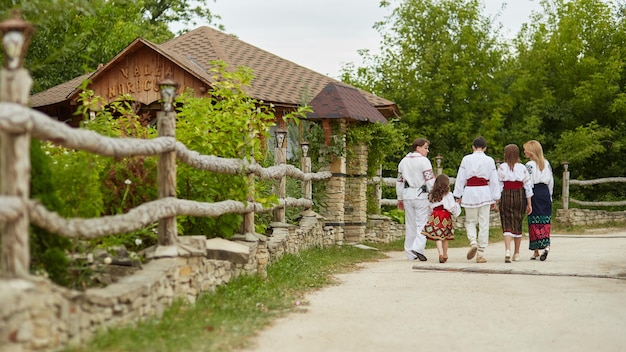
[0,12,34,278]
[373,167,382,214]
[562,161,570,211]
[273,129,287,222]
[156,79,178,249]
[243,156,255,234]
[301,142,312,210]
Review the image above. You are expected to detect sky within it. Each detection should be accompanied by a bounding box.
[193,0,543,79]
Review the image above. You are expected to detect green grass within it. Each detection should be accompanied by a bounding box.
[551,220,626,234]
[64,219,625,352]
[64,246,387,352]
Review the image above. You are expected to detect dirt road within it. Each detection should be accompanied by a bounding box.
[243,231,626,352]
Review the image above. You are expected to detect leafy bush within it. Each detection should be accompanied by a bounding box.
[174,61,278,237]
[30,139,73,286]
[382,208,405,224]
[27,60,321,288]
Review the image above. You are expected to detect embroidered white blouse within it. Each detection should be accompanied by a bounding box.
[429,192,462,217]
[497,162,534,198]
[525,160,554,196]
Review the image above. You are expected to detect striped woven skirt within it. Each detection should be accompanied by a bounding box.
[499,187,527,236]
[528,183,551,250]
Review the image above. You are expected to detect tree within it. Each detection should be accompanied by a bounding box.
[143,0,221,29]
[340,0,509,170]
[0,0,219,92]
[341,0,625,188]
[508,0,626,179]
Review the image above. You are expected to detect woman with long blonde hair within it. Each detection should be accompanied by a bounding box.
[523,140,554,261]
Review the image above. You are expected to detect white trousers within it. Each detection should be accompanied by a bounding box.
[404,197,430,259]
[464,204,491,249]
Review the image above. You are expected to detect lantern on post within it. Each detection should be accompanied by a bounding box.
[0,10,34,71]
[300,141,310,158]
[274,128,287,149]
[158,77,179,112]
[435,154,443,175]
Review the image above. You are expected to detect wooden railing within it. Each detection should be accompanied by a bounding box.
[561,162,626,209]
[374,162,626,213]
[0,102,331,278]
[371,170,456,209]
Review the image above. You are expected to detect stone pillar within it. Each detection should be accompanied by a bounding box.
[321,120,346,243]
[344,142,368,243]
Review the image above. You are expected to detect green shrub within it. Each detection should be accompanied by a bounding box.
[30,139,73,285]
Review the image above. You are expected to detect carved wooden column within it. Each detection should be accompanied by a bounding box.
[273,129,287,223]
[155,78,178,255]
[243,149,256,234]
[0,11,34,278]
[300,141,311,209]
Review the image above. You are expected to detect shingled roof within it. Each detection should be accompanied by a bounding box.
[31,26,399,118]
[307,82,388,123]
[30,73,90,109]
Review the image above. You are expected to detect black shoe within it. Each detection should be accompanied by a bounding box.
[540,250,549,261]
[411,250,427,261]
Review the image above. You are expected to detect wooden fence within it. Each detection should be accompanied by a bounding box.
[371,166,454,209]
[561,162,626,209]
[0,100,331,278]
[376,164,626,208]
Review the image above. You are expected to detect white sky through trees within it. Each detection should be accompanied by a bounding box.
[188,0,542,79]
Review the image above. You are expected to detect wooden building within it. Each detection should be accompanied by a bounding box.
[30,26,399,127]
[29,26,401,243]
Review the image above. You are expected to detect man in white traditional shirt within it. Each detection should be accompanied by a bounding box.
[396,138,436,261]
[453,136,501,263]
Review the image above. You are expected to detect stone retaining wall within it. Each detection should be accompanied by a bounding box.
[0,211,334,352]
[364,214,405,243]
[556,209,626,226]
[4,209,621,351]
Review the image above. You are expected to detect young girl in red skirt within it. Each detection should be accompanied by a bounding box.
[421,174,461,263]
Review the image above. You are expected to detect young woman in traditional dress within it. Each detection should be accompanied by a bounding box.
[498,144,533,263]
[523,140,554,261]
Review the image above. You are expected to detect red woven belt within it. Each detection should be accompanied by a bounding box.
[503,181,523,189]
[466,177,488,186]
